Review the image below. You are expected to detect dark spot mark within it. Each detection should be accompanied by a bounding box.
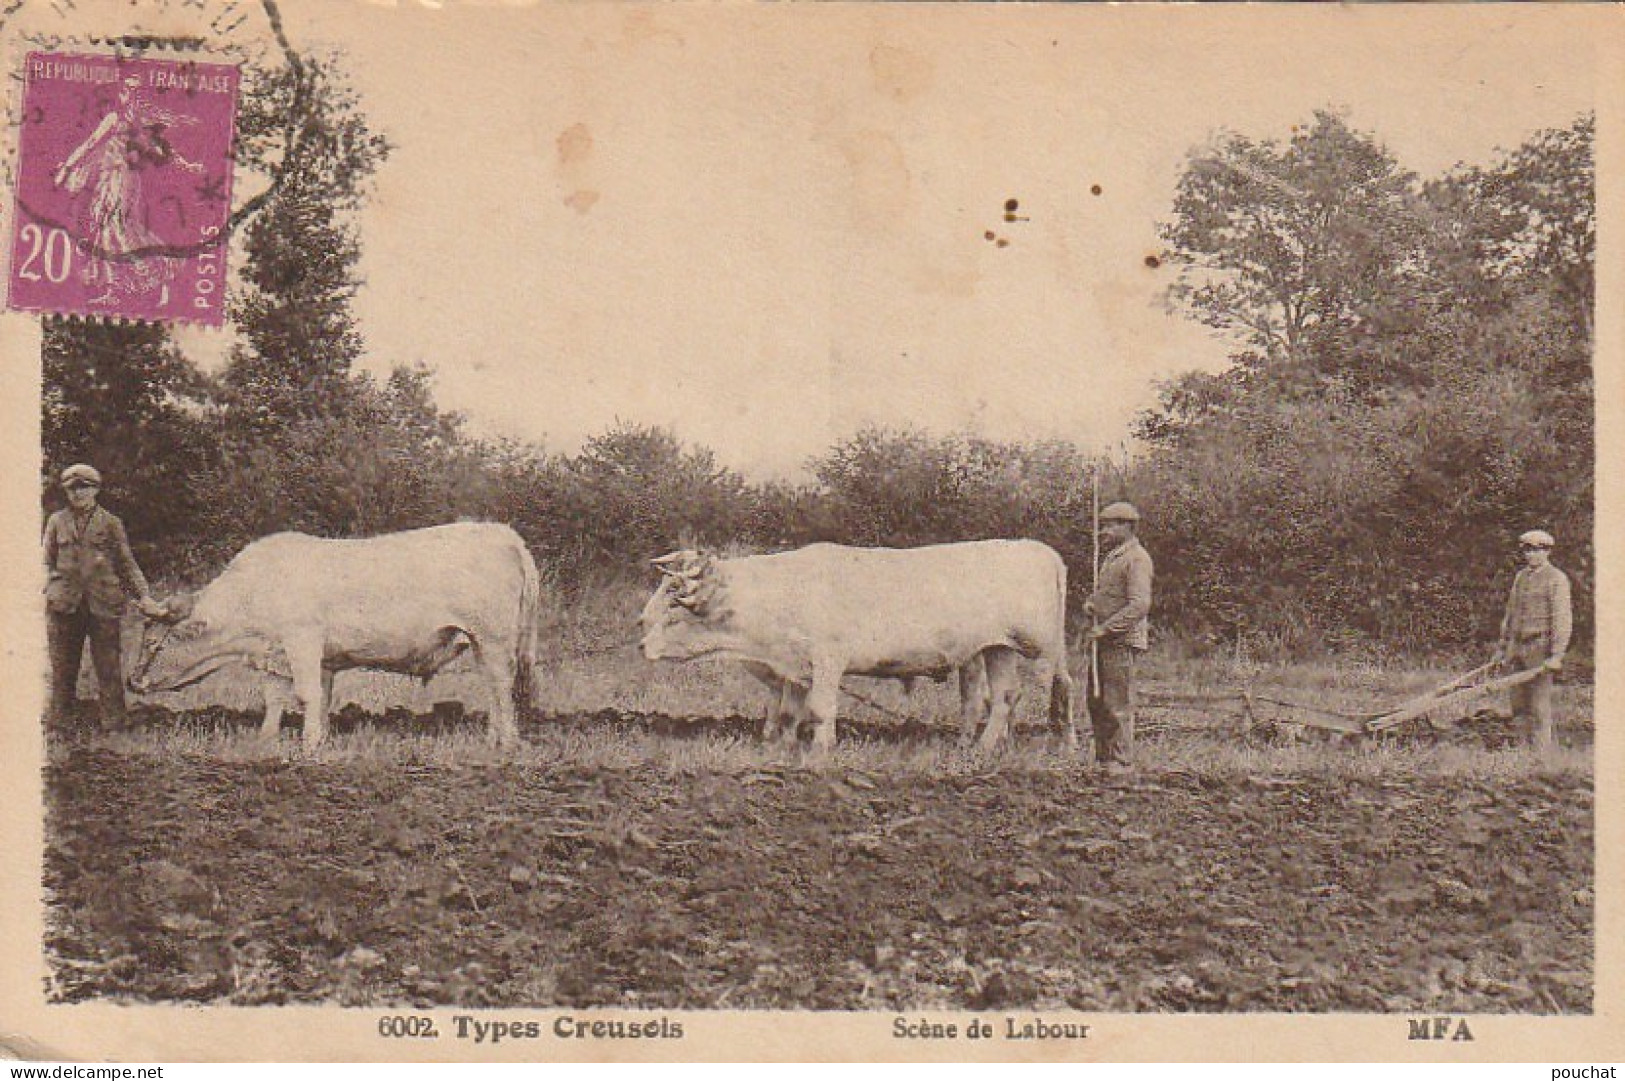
[1091,184,1103,196]
[1004,198,1019,213]
[996,238,1009,249]
[1144,254,1161,269]
[984,231,996,242]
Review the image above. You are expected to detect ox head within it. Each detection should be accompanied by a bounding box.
[639,549,727,660]
[127,591,232,694]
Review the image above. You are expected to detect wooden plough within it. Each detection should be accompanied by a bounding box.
[832,659,1545,742]
[1145,661,1547,738]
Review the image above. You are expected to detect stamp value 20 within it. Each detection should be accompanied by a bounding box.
[6,51,240,326]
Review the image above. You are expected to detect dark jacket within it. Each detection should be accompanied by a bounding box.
[1088,537,1154,650]
[43,505,151,618]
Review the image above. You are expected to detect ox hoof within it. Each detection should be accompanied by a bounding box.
[797,741,835,765]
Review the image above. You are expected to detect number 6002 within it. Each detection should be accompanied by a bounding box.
[377,1015,439,1038]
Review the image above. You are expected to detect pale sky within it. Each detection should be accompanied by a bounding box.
[172,3,1597,479]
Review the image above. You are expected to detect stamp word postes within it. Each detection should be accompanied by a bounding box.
[7,51,240,326]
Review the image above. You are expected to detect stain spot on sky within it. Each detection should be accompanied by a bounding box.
[1091,184,1103,196]
[1144,254,1162,269]
[870,43,934,102]
[557,123,594,166]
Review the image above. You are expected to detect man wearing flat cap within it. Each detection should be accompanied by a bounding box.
[1084,501,1154,773]
[43,464,164,730]
[1496,528,1572,749]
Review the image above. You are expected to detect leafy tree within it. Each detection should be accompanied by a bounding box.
[1440,115,1594,341]
[41,319,214,575]
[189,52,399,555]
[1160,110,1421,393]
[222,54,390,427]
[1138,111,1594,658]
[508,423,755,585]
[812,426,1103,616]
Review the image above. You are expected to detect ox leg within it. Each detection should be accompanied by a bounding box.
[286,641,328,751]
[774,680,809,746]
[1050,657,1079,751]
[739,662,784,741]
[977,646,1019,752]
[471,639,520,749]
[470,638,520,749]
[805,659,842,752]
[958,655,990,748]
[761,681,785,742]
[259,678,292,741]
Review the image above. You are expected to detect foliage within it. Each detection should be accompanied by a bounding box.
[1140,112,1594,655]
[809,427,1103,611]
[186,53,397,564]
[41,319,216,570]
[38,51,1594,664]
[477,422,754,592]
[222,54,391,427]
[1160,111,1422,391]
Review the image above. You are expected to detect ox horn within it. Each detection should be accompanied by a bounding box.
[653,550,706,579]
[673,566,720,614]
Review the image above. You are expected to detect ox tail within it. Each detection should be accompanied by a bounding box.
[1048,551,1076,737]
[514,539,543,714]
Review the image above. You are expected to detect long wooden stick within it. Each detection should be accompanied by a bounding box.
[1089,462,1101,699]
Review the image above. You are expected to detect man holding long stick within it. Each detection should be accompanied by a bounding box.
[1085,501,1154,774]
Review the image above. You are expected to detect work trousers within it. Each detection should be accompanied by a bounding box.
[1510,643,1555,749]
[47,606,126,728]
[1088,641,1140,765]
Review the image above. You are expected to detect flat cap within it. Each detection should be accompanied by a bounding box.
[60,463,102,488]
[1518,529,1555,549]
[1099,501,1141,522]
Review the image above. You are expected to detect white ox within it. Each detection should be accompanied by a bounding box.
[639,540,1076,751]
[129,523,541,749]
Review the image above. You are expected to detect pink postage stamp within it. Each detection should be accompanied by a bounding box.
[6,51,240,326]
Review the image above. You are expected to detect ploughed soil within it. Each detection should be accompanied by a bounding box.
[43,710,1593,1012]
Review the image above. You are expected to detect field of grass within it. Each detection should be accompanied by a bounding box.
[112,576,1594,778]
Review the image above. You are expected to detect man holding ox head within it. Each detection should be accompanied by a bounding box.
[43,463,165,730]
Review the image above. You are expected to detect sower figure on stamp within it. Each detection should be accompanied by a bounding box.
[1495,528,1572,749]
[52,74,203,305]
[43,464,165,731]
[1084,502,1153,774]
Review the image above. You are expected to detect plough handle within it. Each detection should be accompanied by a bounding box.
[1425,659,1501,700]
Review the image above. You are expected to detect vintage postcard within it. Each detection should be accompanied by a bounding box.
[0,0,1620,1064]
